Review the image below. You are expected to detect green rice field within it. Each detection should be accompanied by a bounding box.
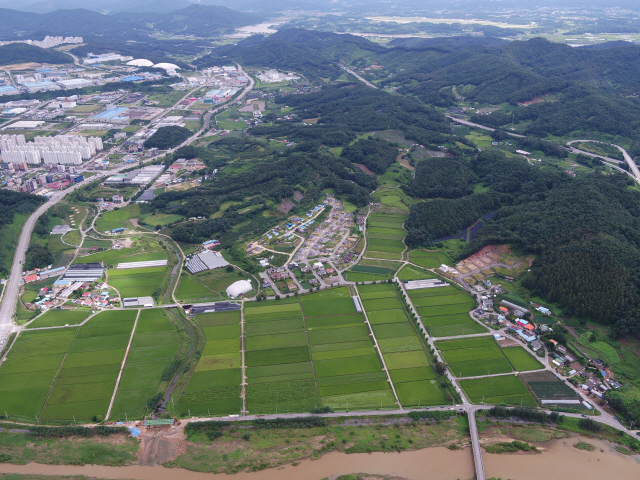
[109,265,167,298]
[407,285,484,337]
[365,213,407,260]
[357,283,448,407]
[178,309,242,416]
[459,375,537,406]
[26,309,92,329]
[437,337,513,378]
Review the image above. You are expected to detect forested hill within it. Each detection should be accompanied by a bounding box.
[0,190,45,275]
[405,149,640,336]
[0,43,71,66]
[195,29,386,82]
[0,5,263,40]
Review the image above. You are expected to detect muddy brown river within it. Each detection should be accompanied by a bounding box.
[0,435,638,479]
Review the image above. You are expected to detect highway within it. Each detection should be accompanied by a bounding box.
[340,64,378,89]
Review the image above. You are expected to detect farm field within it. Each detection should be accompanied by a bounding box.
[110,309,180,420]
[357,283,448,407]
[437,337,513,378]
[501,347,543,372]
[459,375,537,406]
[95,204,141,232]
[408,250,450,269]
[344,264,396,283]
[244,298,319,414]
[74,244,167,266]
[0,329,76,418]
[305,286,395,411]
[175,269,256,302]
[178,309,242,416]
[406,285,484,337]
[365,212,407,260]
[109,265,167,299]
[36,310,138,421]
[26,309,92,329]
[397,264,437,282]
[522,371,578,404]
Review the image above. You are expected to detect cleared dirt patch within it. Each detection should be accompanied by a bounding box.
[397,154,414,171]
[356,164,377,176]
[277,198,296,213]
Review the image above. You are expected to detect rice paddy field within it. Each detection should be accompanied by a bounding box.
[365,212,407,260]
[110,309,181,420]
[178,310,242,417]
[0,308,183,421]
[459,374,537,406]
[408,250,450,269]
[344,264,396,283]
[406,285,484,337]
[26,309,92,329]
[357,283,448,407]
[437,337,543,378]
[109,265,167,298]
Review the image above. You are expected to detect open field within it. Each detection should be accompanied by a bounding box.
[179,309,242,416]
[459,375,537,406]
[438,337,513,378]
[407,286,483,337]
[357,283,448,407]
[109,265,167,298]
[4,310,140,421]
[26,309,92,329]
[522,371,577,401]
[365,212,407,260]
[110,309,180,420]
[502,347,544,372]
[95,205,141,232]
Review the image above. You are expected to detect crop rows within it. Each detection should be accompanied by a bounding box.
[358,283,447,407]
[365,213,407,260]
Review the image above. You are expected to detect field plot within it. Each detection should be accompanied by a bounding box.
[408,250,449,269]
[357,283,447,407]
[522,371,578,406]
[0,329,76,418]
[303,287,394,411]
[459,375,537,406]
[178,309,242,416]
[437,337,512,378]
[39,310,138,421]
[95,205,141,232]
[244,299,319,414]
[344,264,396,283]
[397,264,437,282]
[26,309,92,329]
[111,309,180,420]
[365,212,407,260]
[407,286,484,337]
[501,347,543,372]
[109,265,167,298]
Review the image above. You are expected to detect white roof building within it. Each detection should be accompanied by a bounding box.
[226,280,252,298]
[127,59,154,67]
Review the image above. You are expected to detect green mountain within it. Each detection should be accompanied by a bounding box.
[0,43,72,66]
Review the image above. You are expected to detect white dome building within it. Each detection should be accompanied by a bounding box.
[153,63,181,71]
[226,280,253,298]
[127,59,154,67]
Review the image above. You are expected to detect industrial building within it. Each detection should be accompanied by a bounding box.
[92,106,129,123]
[104,165,164,185]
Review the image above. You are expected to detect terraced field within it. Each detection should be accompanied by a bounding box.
[358,283,448,407]
[406,285,485,337]
[179,310,243,416]
[365,212,407,260]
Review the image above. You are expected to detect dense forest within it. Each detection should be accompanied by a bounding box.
[340,138,398,175]
[0,190,45,275]
[406,157,477,199]
[0,43,71,66]
[405,149,640,336]
[144,126,192,150]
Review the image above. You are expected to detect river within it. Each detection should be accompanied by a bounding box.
[0,436,639,479]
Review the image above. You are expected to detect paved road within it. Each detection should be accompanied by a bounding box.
[446,116,525,138]
[568,140,640,183]
[340,64,377,89]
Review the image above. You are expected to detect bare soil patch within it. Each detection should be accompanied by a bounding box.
[277,198,296,214]
[355,164,377,176]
